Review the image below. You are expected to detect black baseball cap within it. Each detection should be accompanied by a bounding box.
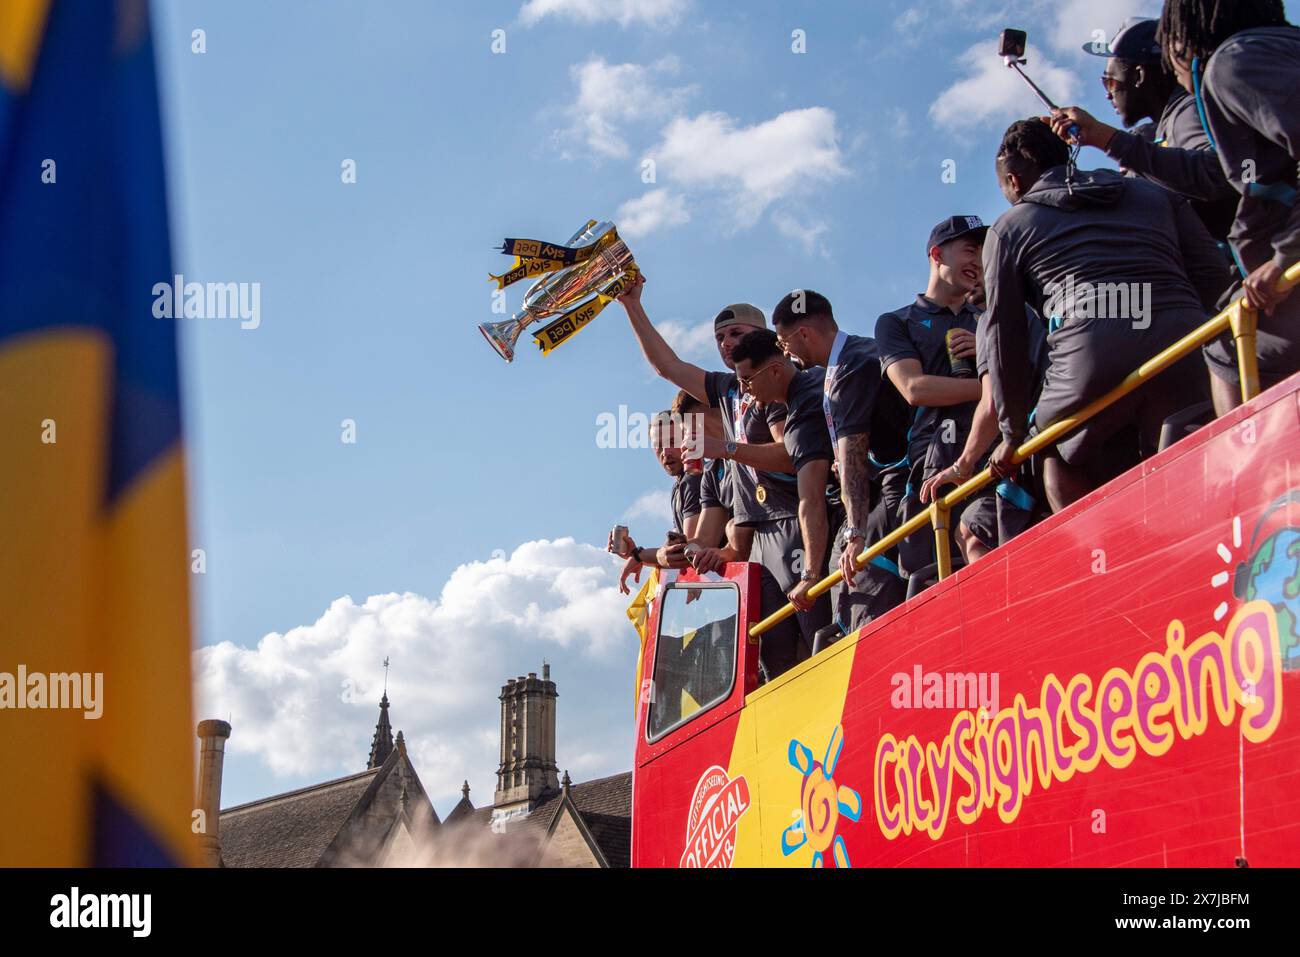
[927,215,988,253]
[1082,17,1162,60]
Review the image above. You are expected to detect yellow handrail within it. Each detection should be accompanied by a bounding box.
[750,260,1300,639]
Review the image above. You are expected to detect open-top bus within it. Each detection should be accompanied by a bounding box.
[631,267,1300,868]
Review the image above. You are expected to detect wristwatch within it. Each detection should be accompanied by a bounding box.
[801,569,821,583]
[842,526,867,544]
[724,440,738,459]
[951,461,969,479]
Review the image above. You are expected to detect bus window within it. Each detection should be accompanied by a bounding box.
[646,584,739,741]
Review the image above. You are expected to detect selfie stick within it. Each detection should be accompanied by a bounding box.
[1002,45,1080,141]
[1003,55,1060,112]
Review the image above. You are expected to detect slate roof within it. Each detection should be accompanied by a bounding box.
[444,796,476,825]
[219,768,381,868]
[563,771,633,868]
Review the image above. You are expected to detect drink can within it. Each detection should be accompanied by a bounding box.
[946,328,976,379]
[611,525,631,558]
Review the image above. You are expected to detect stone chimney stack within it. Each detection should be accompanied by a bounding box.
[493,665,559,812]
[195,719,232,867]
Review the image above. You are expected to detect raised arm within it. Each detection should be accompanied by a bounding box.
[617,274,710,403]
[1050,105,1235,202]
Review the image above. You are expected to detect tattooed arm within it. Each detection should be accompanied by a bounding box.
[837,433,873,585]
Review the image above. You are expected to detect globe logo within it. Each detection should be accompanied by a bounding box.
[1239,527,1300,672]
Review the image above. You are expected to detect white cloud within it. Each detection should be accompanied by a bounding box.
[650,107,848,229]
[1045,0,1143,57]
[772,210,830,258]
[617,188,690,239]
[520,0,688,29]
[895,7,924,31]
[194,538,633,804]
[889,107,912,138]
[658,317,717,362]
[563,56,695,160]
[891,0,1136,57]
[929,41,1081,135]
[893,7,925,45]
[623,488,672,523]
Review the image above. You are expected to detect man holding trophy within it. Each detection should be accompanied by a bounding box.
[615,274,815,675]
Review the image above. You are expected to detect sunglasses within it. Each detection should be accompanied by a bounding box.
[1100,73,1131,94]
[738,362,781,391]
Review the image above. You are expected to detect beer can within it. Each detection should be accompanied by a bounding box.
[611,525,632,558]
[946,328,976,379]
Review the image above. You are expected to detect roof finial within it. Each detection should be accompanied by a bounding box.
[383,655,390,695]
[462,780,470,799]
[367,688,394,769]
[561,770,572,793]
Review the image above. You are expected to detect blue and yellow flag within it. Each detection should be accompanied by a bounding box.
[0,0,195,865]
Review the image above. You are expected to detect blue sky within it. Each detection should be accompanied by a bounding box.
[149,0,1236,812]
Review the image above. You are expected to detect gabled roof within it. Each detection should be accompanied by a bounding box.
[437,771,632,867]
[554,771,632,868]
[220,767,381,868]
[219,743,439,867]
[444,781,476,825]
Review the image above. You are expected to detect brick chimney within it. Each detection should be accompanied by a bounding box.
[493,663,558,813]
[195,719,232,867]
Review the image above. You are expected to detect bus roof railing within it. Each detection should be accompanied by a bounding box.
[750,260,1300,639]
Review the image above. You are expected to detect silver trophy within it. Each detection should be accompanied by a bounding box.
[480,220,636,362]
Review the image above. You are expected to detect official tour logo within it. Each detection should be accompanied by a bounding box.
[680,765,750,868]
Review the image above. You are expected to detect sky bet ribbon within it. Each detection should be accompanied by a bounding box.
[488,254,569,290]
[489,226,622,290]
[499,231,613,265]
[533,267,639,356]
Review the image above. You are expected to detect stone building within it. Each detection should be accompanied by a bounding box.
[197,664,630,867]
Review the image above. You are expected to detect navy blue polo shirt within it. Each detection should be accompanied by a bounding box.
[874,295,980,473]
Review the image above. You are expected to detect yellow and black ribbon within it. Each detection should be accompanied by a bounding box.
[489,227,622,290]
[533,265,639,356]
[488,256,568,290]
[498,220,603,262]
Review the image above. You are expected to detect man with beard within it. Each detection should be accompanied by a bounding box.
[1051,17,1237,244]
[771,289,909,634]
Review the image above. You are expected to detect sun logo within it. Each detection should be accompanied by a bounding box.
[781,725,861,867]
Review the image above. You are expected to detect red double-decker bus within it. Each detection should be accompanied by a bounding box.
[630,287,1300,869]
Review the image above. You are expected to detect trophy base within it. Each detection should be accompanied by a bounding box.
[478,323,515,363]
